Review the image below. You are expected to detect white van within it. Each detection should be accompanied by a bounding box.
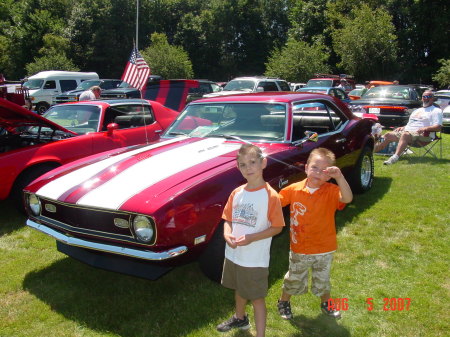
[24,71,99,114]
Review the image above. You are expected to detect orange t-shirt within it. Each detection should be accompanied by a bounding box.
[279,179,346,254]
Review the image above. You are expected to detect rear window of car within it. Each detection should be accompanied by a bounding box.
[306,79,333,87]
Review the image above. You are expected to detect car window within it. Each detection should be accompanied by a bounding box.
[223,80,255,91]
[277,81,291,91]
[106,104,154,130]
[258,81,278,91]
[306,79,333,87]
[211,83,221,92]
[41,105,101,134]
[292,101,346,140]
[333,89,346,100]
[43,80,56,89]
[60,80,78,92]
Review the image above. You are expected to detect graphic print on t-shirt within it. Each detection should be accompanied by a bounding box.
[233,203,258,228]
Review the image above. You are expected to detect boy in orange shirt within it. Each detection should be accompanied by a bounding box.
[277,148,353,319]
[217,144,285,337]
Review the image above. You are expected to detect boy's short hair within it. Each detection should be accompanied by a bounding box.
[307,148,336,165]
[236,144,263,161]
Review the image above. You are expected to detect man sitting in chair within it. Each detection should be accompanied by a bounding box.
[374,90,442,165]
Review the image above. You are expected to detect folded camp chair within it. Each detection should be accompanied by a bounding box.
[404,131,443,159]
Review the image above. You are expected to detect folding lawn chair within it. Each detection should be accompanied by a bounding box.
[404,131,443,159]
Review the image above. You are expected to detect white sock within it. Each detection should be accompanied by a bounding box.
[391,154,399,159]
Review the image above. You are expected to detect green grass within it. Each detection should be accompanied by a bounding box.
[1,135,449,337]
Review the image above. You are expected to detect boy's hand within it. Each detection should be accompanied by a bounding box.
[235,234,253,246]
[224,233,237,248]
[323,166,343,179]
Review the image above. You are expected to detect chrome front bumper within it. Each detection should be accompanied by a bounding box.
[26,219,188,261]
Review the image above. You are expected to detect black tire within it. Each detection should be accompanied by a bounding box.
[36,102,50,115]
[198,223,225,283]
[349,145,374,193]
[11,163,59,211]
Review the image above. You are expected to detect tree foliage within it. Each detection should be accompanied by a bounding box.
[331,4,398,80]
[0,0,448,87]
[265,38,330,82]
[141,33,193,79]
[433,59,450,88]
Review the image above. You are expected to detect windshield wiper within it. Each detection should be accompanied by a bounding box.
[168,131,189,137]
[208,134,246,142]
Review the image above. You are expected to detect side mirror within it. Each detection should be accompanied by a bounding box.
[106,122,119,136]
[304,131,319,142]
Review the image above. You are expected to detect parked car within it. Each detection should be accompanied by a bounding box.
[434,90,450,110]
[203,76,291,98]
[442,105,450,133]
[23,71,99,114]
[24,92,375,282]
[186,80,222,103]
[101,78,204,112]
[52,79,123,105]
[0,97,181,206]
[304,74,356,93]
[296,86,351,105]
[348,85,423,127]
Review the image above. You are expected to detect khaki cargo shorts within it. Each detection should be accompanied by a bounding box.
[393,130,431,145]
[282,251,333,297]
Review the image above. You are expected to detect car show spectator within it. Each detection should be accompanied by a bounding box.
[217,144,284,336]
[79,86,101,101]
[276,148,353,320]
[375,90,443,165]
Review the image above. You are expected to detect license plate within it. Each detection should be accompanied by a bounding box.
[369,107,380,114]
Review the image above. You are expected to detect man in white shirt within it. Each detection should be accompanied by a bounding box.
[79,86,101,101]
[374,90,442,165]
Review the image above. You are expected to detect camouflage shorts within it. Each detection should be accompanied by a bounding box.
[282,251,333,297]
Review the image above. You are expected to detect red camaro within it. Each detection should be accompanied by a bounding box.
[0,98,180,205]
[24,92,375,281]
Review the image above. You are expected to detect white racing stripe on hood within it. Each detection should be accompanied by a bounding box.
[77,138,240,209]
[36,137,186,200]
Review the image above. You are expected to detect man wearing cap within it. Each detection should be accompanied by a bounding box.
[374,90,442,165]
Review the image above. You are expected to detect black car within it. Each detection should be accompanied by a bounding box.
[348,85,423,127]
[52,79,123,104]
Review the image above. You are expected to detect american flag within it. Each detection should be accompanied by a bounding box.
[121,47,151,91]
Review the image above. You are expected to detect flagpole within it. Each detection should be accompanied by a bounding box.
[136,0,139,50]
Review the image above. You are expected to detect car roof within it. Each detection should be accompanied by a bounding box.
[55,99,151,107]
[192,91,340,104]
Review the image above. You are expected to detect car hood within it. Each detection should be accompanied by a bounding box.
[0,98,73,133]
[349,97,419,106]
[31,137,242,210]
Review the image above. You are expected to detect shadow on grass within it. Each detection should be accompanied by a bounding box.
[335,176,392,232]
[23,257,232,336]
[0,199,26,236]
[287,314,350,337]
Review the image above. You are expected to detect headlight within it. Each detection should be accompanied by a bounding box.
[28,194,41,216]
[133,215,154,243]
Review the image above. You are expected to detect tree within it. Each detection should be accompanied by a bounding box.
[264,37,330,83]
[141,33,193,79]
[433,59,450,89]
[25,33,79,75]
[331,4,398,80]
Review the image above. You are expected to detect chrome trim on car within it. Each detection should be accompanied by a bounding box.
[26,219,187,261]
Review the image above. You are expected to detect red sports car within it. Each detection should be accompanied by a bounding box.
[0,97,180,205]
[24,92,375,281]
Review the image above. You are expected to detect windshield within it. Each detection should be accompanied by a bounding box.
[76,80,101,90]
[164,102,287,141]
[223,80,256,92]
[118,81,132,88]
[23,79,44,90]
[299,88,327,94]
[305,79,333,87]
[364,86,413,100]
[37,105,101,135]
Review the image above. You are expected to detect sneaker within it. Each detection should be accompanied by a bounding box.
[321,301,342,319]
[383,154,399,165]
[277,300,293,320]
[216,314,250,332]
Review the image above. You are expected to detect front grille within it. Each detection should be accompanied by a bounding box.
[37,198,156,246]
